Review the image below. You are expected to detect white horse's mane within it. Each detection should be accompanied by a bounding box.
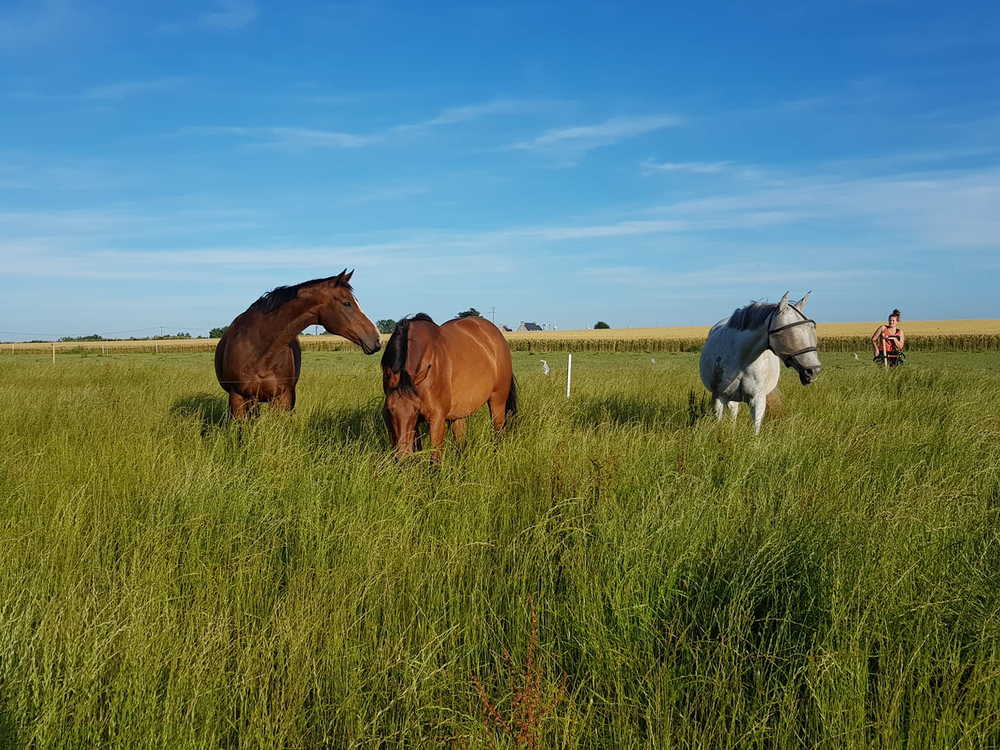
[726,301,778,331]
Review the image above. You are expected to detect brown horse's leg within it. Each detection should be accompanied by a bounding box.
[383,404,398,449]
[229,392,253,419]
[428,416,447,462]
[413,417,424,453]
[272,387,295,411]
[487,392,508,431]
[450,418,467,448]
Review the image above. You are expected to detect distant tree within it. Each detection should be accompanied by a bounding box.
[209,326,229,338]
[594,321,610,329]
[59,334,104,342]
[154,332,192,339]
[376,319,397,334]
[457,308,482,319]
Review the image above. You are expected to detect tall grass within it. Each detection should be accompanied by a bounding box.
[0,350,998,748]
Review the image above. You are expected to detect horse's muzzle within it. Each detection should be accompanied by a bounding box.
[362,339,381,355]
[798,366,819,386]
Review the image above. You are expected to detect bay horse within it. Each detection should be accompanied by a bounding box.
[699,291,821,433]
[215,270,380,418]
[382,314,516,461]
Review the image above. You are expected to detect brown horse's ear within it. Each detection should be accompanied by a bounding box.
[332,268,348,285]
[343,269,354,284]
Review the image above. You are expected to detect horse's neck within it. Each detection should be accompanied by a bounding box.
[730,324,770,368]
[262,299,319,348]
[407,327,436,373]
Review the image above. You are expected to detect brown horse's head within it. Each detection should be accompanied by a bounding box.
[301,270,381,354]
[383,390,421,455]
[381,314,436,455]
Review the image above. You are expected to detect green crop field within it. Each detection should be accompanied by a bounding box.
[1,349,998,748]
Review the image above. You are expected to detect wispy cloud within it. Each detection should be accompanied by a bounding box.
[413,98,561,128]
[641,159,734,174]
[81,77,185,101]
[512,114,684,157]
[187,125,377,149]
[184,97,562,150]
[646,166,1000,248]
[578,264,875,291]
[199,0,258,30]
[0,152,127,191]
[345,183,432,203]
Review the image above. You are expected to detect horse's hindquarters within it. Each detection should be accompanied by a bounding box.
[440,318,513,420]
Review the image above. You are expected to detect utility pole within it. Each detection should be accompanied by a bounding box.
[488,307,496,323]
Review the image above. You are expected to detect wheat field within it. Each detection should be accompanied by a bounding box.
[6,319,1000,356]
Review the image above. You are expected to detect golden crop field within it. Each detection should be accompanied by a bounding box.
[5,319,1000,354]
[501,319,1000,339]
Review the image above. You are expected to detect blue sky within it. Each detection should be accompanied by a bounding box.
[2,0,998,339]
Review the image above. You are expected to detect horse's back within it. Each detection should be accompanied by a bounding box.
[440,317,510,363]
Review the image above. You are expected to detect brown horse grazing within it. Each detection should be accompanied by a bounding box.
[215,270,380,418]
[382,314,516,460]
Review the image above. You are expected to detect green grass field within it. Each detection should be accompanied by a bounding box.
[1,350,998,748]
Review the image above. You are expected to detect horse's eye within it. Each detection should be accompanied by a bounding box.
[343,301,352,308]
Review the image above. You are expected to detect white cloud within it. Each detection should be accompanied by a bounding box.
[417,98,560,127]
[641,160,733,174]
[649,167,1000,248]
[577,264,875,291]
[188,125,377,149]
[184,98,562,150]
[512,114,684,156]
[345,183,432,203]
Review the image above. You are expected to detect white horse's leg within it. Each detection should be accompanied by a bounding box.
[749,394,767,434]
[713,397,725,421]
[727,401,740,423]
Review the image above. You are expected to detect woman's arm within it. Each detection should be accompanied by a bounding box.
[871,325,885,352]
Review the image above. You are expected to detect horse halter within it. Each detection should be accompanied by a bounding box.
[767,305,817,368]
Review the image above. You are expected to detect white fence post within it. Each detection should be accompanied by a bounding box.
[51,341,55,364]
[566,352,573,398]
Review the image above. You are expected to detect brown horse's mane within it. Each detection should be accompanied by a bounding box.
[382,313,435,390]
[247,275,353,315]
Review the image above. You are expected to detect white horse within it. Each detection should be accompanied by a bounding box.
[699,292,821,433]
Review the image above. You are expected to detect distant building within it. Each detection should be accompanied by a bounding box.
[518,322,543,331]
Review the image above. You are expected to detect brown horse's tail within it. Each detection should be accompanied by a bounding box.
[505,375,518,419]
